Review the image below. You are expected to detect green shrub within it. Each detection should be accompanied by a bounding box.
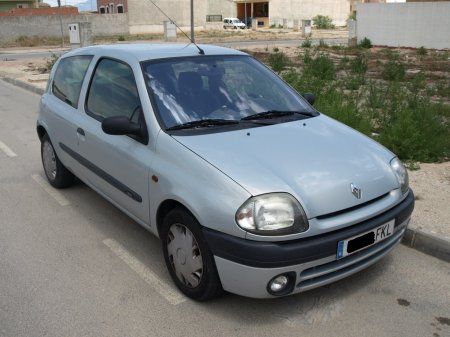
[268,51,290,72]
[303,53,336,80]
[417,46,427,56]
[313,15,335,29]
[283,70,371,135]
[118,35,125,41]
[301,39,312,48]
[382,60,406,81]
[344,75,365,90]
[379,99,449,162]
[316,88,372,135]
[358,37,372,49]
[273,46,279,52]
[349,54,368,75]
[409,72,427,91]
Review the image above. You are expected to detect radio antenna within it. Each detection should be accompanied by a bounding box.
[147,0,205,55]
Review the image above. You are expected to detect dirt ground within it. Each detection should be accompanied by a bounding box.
[0,27,349,48]
[0,58,49,90]
[409,162,450,240]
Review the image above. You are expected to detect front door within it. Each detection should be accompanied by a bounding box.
[75,58,152,224]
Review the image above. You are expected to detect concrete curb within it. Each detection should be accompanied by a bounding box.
[402,228,450,262]
[1,77,44,95]
[1,77,449,263]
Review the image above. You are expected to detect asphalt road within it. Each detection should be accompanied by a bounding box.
[0,38,348,60]
[0,79,449,337]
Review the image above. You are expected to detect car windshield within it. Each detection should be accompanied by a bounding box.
[232,19,241,23]
[142,55,315,129]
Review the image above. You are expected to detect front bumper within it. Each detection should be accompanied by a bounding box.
[203,190,414,298]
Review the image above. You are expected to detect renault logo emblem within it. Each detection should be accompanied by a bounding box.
[350,183,362,199]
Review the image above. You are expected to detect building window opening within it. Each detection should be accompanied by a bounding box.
[254,2,269,18]
[206,14,222,22]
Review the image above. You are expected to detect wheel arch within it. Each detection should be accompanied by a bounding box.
[36,124,47,141]
[156,199,198,237]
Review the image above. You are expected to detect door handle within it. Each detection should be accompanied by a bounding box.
[77,128,85,136]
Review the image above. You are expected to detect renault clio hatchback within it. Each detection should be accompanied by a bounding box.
[37,44,414,300]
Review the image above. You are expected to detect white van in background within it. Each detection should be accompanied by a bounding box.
[223,18,246,29]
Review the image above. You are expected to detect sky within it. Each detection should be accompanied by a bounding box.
[45,0,97,11]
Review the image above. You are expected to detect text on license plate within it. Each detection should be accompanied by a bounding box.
[337,219,395,259]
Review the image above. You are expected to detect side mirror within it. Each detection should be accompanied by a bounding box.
[302,93,316,106]
[102,116,143,137]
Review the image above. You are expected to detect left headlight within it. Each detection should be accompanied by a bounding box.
[235,193,309,236]
[390,157,409,195]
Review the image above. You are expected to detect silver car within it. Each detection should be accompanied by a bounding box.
[37,44,414,300]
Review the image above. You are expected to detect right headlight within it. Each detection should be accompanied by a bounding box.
[390,157,409,195]
[235,193,309,236]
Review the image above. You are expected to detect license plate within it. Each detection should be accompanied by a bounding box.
[337,219,395,259]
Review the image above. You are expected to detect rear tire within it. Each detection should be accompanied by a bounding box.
[161,207,223,301]
[41,134,75,189]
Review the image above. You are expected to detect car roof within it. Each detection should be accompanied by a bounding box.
[63,43,247,62]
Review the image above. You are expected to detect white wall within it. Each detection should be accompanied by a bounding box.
[356,2,450,49]
[207,0,236,18]
[127,0,207,34]
[270,0,351,27]
[0,14,129,43]
[127,0,236,34]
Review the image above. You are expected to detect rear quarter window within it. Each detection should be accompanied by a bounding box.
[52,55,93,108]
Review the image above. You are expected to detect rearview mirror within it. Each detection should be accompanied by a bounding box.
[302,93,316,106]
[102,116,143,137]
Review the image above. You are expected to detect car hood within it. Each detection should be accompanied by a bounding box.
[172,115,399,219]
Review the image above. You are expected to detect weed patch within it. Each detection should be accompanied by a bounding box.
[268,51,290,72]
[358,37,372,49]
[275,48,449,162]
[382,60,406,81]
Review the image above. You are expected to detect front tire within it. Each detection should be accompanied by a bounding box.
[41,134,75,188]
[161,208,223,301]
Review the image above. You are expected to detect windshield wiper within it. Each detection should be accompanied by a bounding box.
[240,110,314,121]
[165,119,239,131]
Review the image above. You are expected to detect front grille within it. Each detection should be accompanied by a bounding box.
[316,192,390,220]
[297,227,405,292]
